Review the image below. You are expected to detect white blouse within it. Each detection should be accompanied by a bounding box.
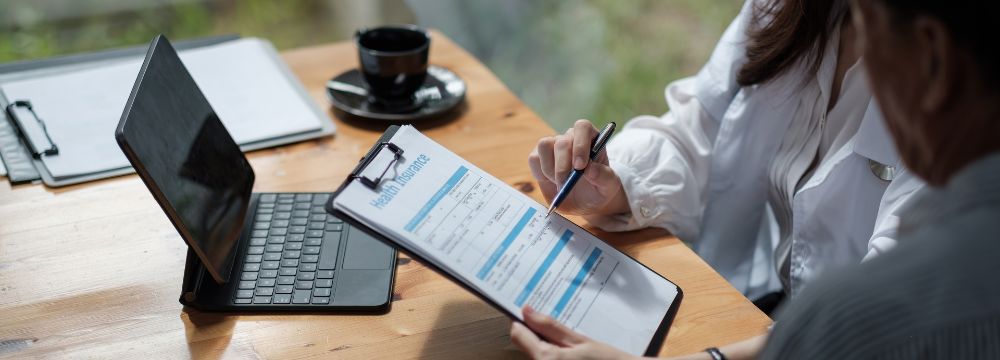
[585,0,925,298]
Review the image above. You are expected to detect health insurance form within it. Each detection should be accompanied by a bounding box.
[334,126,679,355]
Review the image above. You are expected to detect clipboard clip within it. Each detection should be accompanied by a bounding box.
[351,141,404,190]
[5,100,59,158]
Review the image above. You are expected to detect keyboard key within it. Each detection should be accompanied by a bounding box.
[257,278,276,287]
[295,194,313,202]
[274,212,292,220]
[273,294,291,304]
[313,288,332,297]
[280,259,299,268]
[309,222,325,230]
[315,279,334,288]
[289,226,307,234]
[317,270,334,279]
[256,213,273,222]
[293,210,310,218]
[303,246,320,255]
[277,193,294,199]
[310,214,326,222]
[326,223,344,231]
[277,276,295,285]
[254,296,271,304]
[268,236,286,244]
[245,254,262,263]
[287,234,305,242]
[278,267,297,276]
[275,285,294,294]
[294,202,311,210]
[258,207,274,214]
[304,238,322,246]
[271,219,290,228]
[292,290,311,304]
[265,244,283,252]
[255,287,274,296]
[301,255,319,263]
[236,290,254,298]
[311,206,326,214]
[263,252,281,261]
[259,270,278,278]
[297,272,316,281]
[253,221,269,230]
[312,194,330,204]
[276,204,294,212]
[243,263,261,272]
[241,272,258,281]
[260,194,277,203]
[300,263,318,272]
[319,231,341,270]
[295,281,314,290]
[306,230,324,238]
[250,238,266,246]
[284,242,303,251]
[283,250,301,259]
[248,246,265,255]
[252,230,268,238]
[327,216,343,224]
[234,298,252,304]
[312,297,330,304]
[239,281,256,289]
[261,261,279,270]
[291,218,308,226]
[269,228,288,236]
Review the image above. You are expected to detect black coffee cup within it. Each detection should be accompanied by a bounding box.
[355,25,430,111]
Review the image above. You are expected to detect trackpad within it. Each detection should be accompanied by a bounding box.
[343,227,393,269]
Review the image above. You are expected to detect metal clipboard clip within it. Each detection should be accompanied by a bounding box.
[351,141,404,190]
[5,100,59,158]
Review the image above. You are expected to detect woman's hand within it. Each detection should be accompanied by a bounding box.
[528,119,629,216]
[510,306,639,360]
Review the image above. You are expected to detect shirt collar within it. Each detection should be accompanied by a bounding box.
[900,151,1000,234]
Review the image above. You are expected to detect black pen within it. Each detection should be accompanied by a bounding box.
[546,122,616,217]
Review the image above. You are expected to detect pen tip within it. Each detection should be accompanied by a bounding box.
[545,204,555,217]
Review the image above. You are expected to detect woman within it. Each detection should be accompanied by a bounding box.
[515,0,921,357]
[528,0,923,308]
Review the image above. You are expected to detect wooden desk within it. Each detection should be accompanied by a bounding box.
[0,32,771,359]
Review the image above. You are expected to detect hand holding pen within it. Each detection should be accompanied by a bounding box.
[527,120,630,217]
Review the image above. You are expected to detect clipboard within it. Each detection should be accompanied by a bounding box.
[325,125,683,356]
[0,35,336,187]
[0,35,240,185]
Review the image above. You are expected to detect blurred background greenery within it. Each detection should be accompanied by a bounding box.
[0,0,741,131]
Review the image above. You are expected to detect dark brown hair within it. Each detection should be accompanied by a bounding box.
[737,0,849,86]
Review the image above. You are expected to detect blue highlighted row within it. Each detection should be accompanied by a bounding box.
[551,247,602,318]
[404,166,468,232]
[515,229,573,306]
[477,208,537,280]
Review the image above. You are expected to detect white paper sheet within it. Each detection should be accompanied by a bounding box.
[0,38,326,179]
[334,126,680,355]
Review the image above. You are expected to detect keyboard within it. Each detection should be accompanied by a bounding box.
[233,193,343,305]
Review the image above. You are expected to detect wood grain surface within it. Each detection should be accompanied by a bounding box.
[0,31,771,359]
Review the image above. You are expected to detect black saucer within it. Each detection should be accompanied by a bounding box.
[326,65,466,122]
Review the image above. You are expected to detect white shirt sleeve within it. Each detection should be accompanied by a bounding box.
[863,168,925,261]
[583,0,753,241]
[584,79,718,241]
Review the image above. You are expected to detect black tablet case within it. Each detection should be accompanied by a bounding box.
[325,125,683,356]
